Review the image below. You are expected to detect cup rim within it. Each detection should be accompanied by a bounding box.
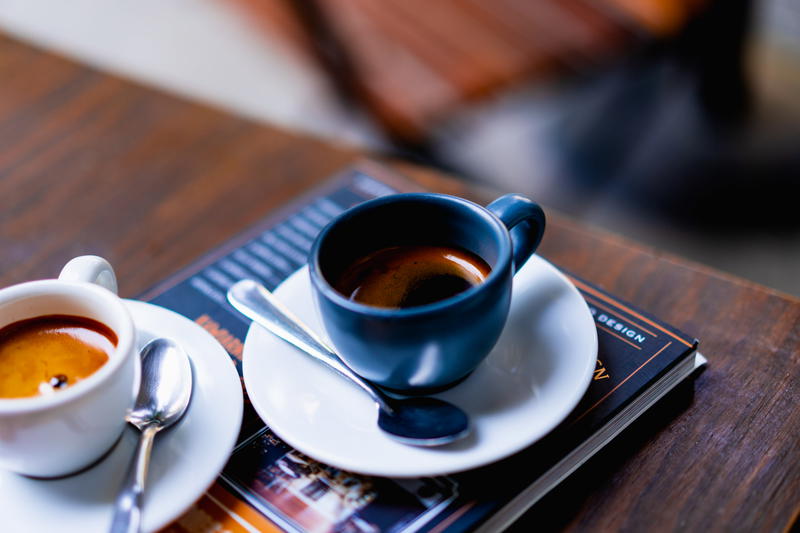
[309,192,513,317]
[0,279,136,413]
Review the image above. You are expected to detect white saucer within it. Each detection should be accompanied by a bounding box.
[243,256,597,478]
[0,300,243,533]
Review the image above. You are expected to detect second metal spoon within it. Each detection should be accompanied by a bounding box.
[228,279,470,446]
[109,338,193,533]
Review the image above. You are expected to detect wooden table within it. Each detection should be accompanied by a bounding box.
[1,34,798,532]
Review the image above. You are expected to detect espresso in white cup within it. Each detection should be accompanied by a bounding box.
[0,256,139,477]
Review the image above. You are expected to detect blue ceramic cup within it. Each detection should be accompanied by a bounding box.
[309,192,546,393]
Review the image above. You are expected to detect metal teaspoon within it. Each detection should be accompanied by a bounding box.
[228,279,470,447]
[109,338,193,533]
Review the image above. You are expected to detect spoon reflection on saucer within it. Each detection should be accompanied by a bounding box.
[228,279,470,446]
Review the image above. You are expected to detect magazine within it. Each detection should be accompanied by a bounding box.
[144,166,703,533]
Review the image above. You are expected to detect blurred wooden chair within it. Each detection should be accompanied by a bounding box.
[227,0,728,157]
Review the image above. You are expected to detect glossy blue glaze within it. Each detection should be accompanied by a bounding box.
[486,194,546,272]
[309,193,546,393]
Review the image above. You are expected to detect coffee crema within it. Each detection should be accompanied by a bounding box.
[0,314,117,399]
[333,245,491,309]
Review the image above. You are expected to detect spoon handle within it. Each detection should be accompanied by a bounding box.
[228,279,391,410]
[109,425,158,533]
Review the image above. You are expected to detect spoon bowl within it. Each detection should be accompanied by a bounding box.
[228,279,470,446]
[377,396,469,446]
[127,339,193,432]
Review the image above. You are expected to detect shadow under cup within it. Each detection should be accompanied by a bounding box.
[310,193,545,394]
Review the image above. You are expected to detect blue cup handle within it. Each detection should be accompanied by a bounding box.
[487,194,546,273]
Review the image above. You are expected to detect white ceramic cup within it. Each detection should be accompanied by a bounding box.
[0,256,139,477]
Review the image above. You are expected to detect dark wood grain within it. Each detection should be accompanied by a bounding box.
[1,34,798,532]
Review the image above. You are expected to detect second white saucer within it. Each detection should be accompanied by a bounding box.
[242,256,597,478]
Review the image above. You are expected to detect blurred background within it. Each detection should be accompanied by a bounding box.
[1,0,798,295]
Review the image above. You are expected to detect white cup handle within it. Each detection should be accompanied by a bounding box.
[59,255,119,294]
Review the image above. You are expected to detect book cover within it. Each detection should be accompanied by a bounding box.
[143,166,700,533]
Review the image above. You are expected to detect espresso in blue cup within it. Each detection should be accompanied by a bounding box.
[309,193,545,393]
